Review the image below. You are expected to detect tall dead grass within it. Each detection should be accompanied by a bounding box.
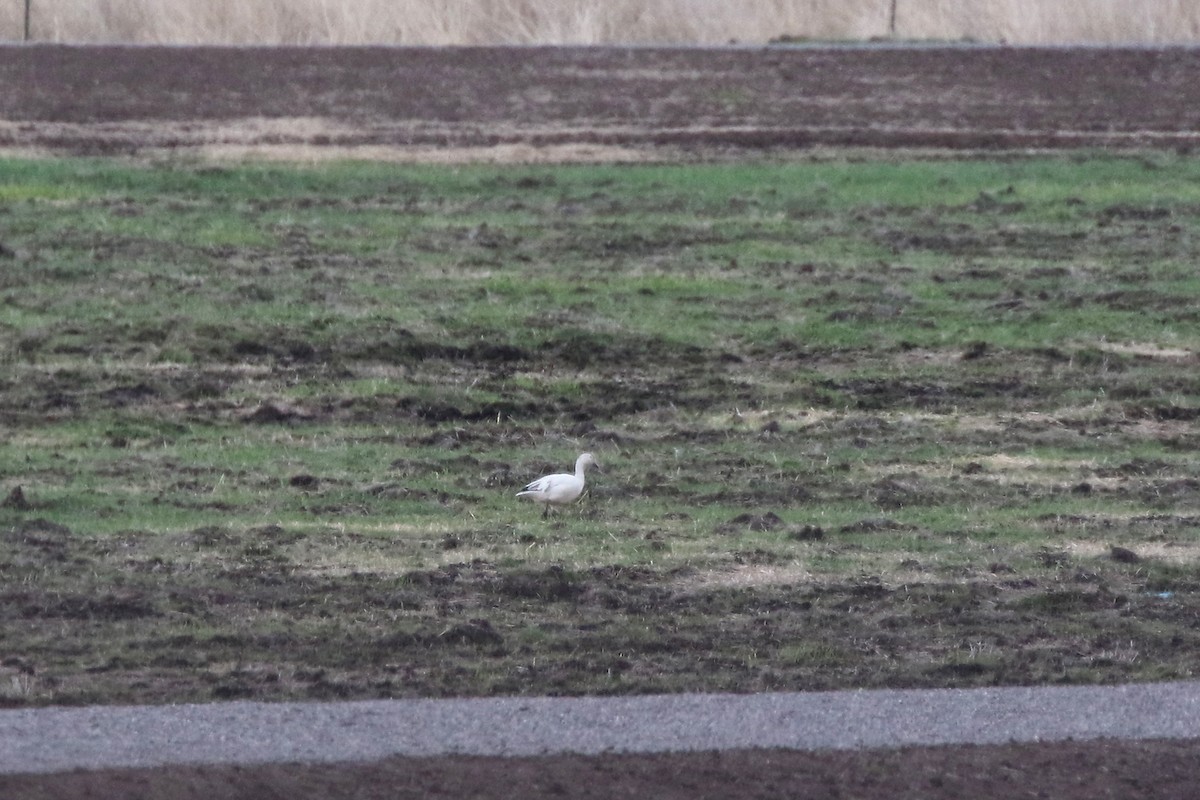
[3,0,1199,45]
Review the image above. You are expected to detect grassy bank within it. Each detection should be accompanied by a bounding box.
[1,153,1198,705]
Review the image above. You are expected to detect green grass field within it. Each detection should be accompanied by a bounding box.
[1,152,1198,705]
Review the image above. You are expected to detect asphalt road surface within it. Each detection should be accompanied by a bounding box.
[3,681,1199,775]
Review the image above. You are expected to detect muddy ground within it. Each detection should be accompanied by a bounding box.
[3,44,1200,798]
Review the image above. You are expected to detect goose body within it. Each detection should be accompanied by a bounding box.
[517,453,597,517]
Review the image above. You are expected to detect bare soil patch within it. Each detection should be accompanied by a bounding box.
[5,739,1199,800]
[3,45,1200,159]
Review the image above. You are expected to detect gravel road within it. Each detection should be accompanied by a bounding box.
[4,681,1199,775]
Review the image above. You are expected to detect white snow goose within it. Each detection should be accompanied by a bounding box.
[516,453,598,518]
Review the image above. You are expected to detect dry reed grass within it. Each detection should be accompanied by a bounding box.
[3,0,1199,45]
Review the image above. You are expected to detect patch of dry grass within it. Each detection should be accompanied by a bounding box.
[4,0,1199,45]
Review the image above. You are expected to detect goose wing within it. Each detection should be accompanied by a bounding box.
[519,474,557,494]
[517,472,583,503]
[518,472,571,495]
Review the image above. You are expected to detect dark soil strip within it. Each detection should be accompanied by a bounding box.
[3,45,1200,154]
[4,740,1198,800]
